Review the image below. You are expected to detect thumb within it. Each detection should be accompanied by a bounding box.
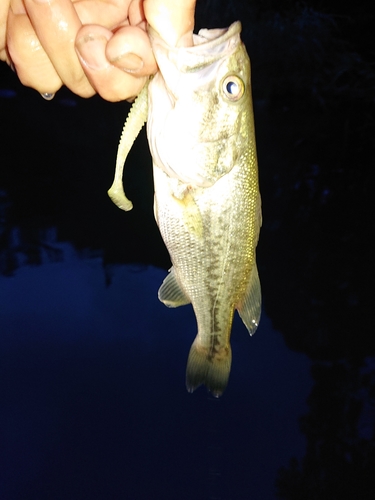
[144,0,196,47]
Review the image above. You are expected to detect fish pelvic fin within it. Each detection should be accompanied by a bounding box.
[186,338,232,398]
[237,263,261,336]
[158,267,190,307]
[107,78,150,211]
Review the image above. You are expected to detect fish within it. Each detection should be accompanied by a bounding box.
[108,21,261,397]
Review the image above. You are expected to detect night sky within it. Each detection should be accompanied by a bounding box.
[1,0,374,499]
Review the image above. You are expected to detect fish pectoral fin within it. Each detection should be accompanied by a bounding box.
[186,338,232,398]
[158,267,190,308]
[170,185,203,239]
[237,263,261,336]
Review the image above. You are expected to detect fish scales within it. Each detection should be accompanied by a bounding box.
[108,21,261,397]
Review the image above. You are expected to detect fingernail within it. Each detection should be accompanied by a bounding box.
[76,34,108,70]
[110,53,144,72]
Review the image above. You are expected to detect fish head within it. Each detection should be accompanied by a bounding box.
[147,21,252,188]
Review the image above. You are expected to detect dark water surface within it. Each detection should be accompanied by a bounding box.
[1,1,374,498]
[0,244,311,499]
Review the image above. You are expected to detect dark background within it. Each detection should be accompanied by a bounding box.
[1,0,374,498]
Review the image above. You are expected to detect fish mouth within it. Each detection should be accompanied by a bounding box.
[148,21,243,74]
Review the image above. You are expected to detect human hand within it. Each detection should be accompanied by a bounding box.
[1,0,195,101]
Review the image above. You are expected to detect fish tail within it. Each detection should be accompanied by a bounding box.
[186,338,232,397]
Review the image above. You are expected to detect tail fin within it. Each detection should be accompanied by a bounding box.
[186,338,232,397]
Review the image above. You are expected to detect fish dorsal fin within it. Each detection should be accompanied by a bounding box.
[107,79,150,211]
[158,267,190,308]
[237,263,261,336]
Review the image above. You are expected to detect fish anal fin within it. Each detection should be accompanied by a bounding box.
[158,268,190,308]
[186,338,232,397]
[237,263,261,336]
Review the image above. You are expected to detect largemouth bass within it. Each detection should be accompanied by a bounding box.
[108,21,261,397]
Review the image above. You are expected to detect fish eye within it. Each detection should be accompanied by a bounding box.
[222,75,245,101]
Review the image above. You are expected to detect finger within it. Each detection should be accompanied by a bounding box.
[75,24,149,102]
[128,0,145,26]
[106,25,157,76]
[144,0,196,47]
[0,0,11,61]
[23,0,94,97]
[7,5,63,92]
[73,0,132,28]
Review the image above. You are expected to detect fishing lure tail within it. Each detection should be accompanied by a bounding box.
[108,79,150,211]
